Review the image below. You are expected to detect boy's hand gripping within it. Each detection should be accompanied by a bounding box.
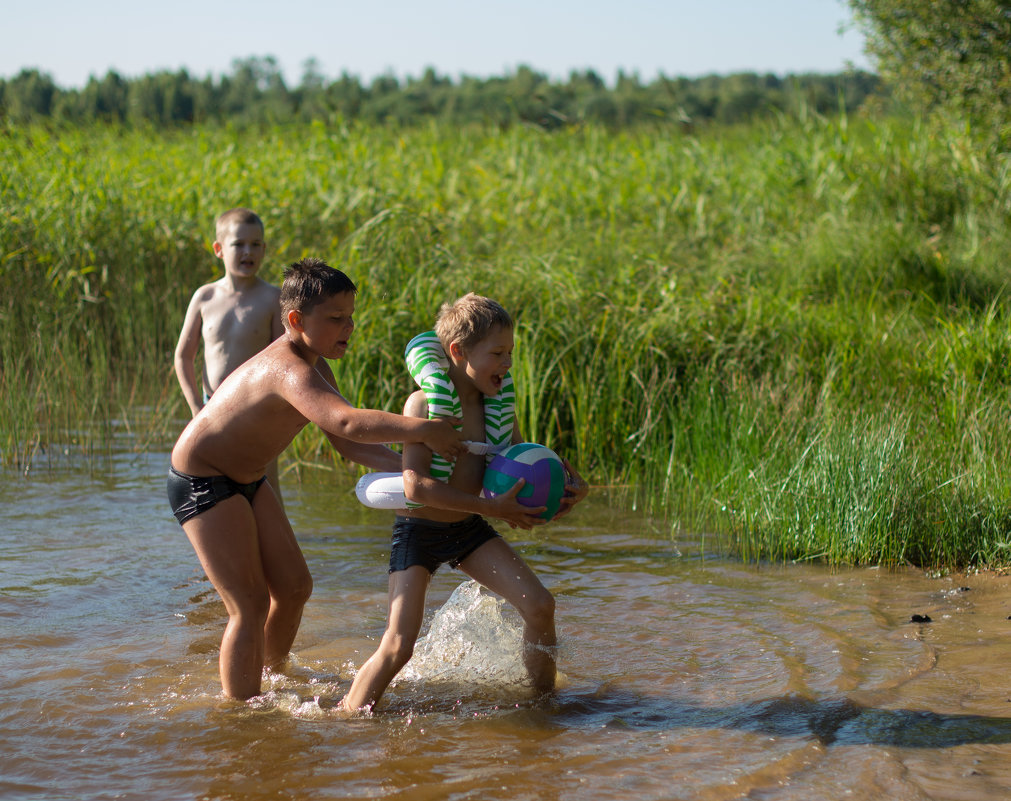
[553,458,589,520]
[485,478,547,531]
[423,418,468,463]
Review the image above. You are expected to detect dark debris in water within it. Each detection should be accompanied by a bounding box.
[910,614,933,624]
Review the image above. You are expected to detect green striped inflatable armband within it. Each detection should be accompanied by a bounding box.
[404,331,461,420]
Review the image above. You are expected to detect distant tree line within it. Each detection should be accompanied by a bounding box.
[0,57,880,128]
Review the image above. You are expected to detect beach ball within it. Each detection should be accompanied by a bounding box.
[482,443,566,520]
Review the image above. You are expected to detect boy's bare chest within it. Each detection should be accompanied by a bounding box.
[202,293,272,342]
[459,398,487,442]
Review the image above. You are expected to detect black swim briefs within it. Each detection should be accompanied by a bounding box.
[167,466,266,525]
[389,514,501,574]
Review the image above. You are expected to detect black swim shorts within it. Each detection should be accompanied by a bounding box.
[389,514,500,574]
[167,466,266,525]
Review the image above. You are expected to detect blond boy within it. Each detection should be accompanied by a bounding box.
[168,258,467,700]
[341,293,588,713]
[174,208,285,498]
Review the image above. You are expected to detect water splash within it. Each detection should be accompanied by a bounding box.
[400,580,530,691]
[243,583,537,717]
[247,655,348,719]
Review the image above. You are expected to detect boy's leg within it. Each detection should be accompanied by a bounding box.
[341,565,431,712]
[249,482,312,672]
[182,495,271,699]
[265,457,283,510]
[459,537,557,693]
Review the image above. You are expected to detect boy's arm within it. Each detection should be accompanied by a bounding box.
[328,436,404,472]
[174,291,206,417]
[313,358,404,471]
[401,392,546,530]
[286,361,468,464]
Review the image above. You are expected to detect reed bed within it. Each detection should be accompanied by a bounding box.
[2,112,1010,567]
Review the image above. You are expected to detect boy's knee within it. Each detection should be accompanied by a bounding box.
[298,574,314,604]
[286,573,313,607]
[382,633,416,669]
[521,588,555,626]
[268,573,312,611]
[234,590,272,626]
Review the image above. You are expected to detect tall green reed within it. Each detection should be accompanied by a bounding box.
[3,113,1010,567]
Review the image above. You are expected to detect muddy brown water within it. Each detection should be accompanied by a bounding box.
[4,450,1011,800]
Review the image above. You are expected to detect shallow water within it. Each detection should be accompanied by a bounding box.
[4,451,1011,800]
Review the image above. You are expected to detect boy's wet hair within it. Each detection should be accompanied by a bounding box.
[435,293,513,351]
[281,257,357,320]
[215,207,264,240]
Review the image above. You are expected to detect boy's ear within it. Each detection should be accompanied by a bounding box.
[212,241,224,258]
[286,309,303,331]
[448,341,465,361]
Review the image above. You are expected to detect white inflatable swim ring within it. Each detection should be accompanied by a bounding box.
[355,472,411,509]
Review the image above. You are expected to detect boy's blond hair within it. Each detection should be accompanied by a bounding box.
[435,293,513,351]
[215,208,264,242]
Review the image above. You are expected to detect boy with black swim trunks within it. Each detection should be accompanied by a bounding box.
[174,208,288,503]
[168,257,467,700]
[340,293,588,713]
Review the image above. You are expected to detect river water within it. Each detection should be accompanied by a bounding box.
[4,447,1011,800]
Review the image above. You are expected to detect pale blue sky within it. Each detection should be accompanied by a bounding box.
[4,0,869,89]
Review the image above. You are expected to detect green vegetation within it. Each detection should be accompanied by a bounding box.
[848,0,1011,148]
[2,103,1009,568]
[0,61,879,129]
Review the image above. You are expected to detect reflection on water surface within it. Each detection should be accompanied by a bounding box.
[3,451,1011,800]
